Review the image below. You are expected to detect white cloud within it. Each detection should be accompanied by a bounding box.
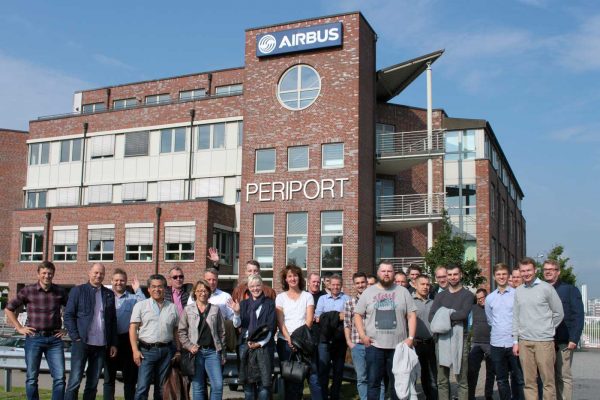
[553,14,600,72]
[549,124,600,143]
[93,53,134,70]
[0,51,91,131]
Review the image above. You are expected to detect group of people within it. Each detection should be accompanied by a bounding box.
[4,254,583,400]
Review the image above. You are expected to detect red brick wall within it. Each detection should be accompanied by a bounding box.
[8,200,235,294]
[0,129,28,282]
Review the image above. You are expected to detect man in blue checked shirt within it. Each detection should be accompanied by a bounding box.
[315,274,349,400]
[103,268,146,400]
[485,263,524,400]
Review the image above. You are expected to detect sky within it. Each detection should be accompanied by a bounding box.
[1,1,599,295]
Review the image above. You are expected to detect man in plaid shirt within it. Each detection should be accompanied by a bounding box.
[344,272,369,400]
[5,261,68,400]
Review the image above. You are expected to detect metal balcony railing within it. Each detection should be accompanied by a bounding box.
[377,257,425,272]
[376,129,445,158]
[377,193,445,220]
[582,316,600,349]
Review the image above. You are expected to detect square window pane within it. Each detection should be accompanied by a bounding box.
[174,128,186,152]
[280,68,298,92]
[72,139,82,161]
[321,246,342,269]
[322,211,343,234]
[60,141,70,162]
[34,234,43,252]
[322,143,343,167]
[213,124,225,149]
[40,143,50,164]
[90,240,101,252]
[27,193,36,208]
[254,214,274,236]
[30,144,39,165]
[288,146,308,170]
[38,191,46,207]
[445,131,459,153]
[287,212,307,235]
[287,246,307,268]
[104,240,114,252]
[160,130,172,153]
[256,149,275,172]
[198,126,210,149]
[21,233,32,252]
[254,247,273,267]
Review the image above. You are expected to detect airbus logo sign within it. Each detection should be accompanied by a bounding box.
[256,22,343,57]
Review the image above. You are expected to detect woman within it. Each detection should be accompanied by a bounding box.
[178,279,226,400]
[275,264,315,400]
[229,274,277,400]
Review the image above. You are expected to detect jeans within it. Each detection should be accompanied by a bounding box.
[490,346,524,400]
[467,343,494,400]
[65,341,105,400]
[277,338,321,400]
[318,341,347,400]
[351,344,384,400]
[365,346,398,400]
[239,342,272,400]
[24,334,65,400]
[104,333,138,400]
[415,339,438,400]
[191,348,223,400]
[436,335,469,400]
[134,346,174,400]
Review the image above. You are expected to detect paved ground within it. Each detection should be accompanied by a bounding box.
[2,349,600,399]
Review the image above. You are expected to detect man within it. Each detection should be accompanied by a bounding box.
[64,263,118,400]
[510,268,523,288]
[407,265,422,293]
[367,274,378,287]
[130,274,179,400]
[467,288,494,400]
[428,264,474,400]
[103,269,146,400]
[486,263,524,400]
[355,261,417,400]
[433,266,448,293]
[308,271,327,304]
[164,266,192,316]
[323,272,333,294]
[543,259,584,400]
[512,257,564,400]
[315,274,349,400]
[203,268,234,320]
[5,261,68,400]
[412,274,437,400]
[231,260,276,302]
[305,271,326,399]
[394,271,408,288]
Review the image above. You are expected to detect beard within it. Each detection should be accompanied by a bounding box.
[380,276,394,288]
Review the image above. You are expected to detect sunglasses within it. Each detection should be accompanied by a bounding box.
[171,275,184,280]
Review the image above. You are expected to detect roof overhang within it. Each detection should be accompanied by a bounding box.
[376,49,444,102]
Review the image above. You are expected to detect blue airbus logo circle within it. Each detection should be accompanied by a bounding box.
[258,35,277,54]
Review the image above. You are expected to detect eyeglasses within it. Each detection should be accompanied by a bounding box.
[543,268,558,272]
[171,275,184,280]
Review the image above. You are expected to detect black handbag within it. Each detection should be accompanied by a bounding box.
[280,352,309,384]
[179,348,196,376]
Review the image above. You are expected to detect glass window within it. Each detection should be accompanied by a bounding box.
[29,142,50,165]
[322,143,344,168]
[164,225,195,261]
[82,102,106,114]
[53,229,78,262]
[256,148,276,173]
[88,185,113,204]
[213,229,233,266]
[197,123,225,150]
[121,182,147,202]
[321,211,343,270]
[20,231,44,261]
[113,98,138,109]
[288,146,309,170]
[278,65,321,110]
[160,128,186,153]
[463,130,476,159]
[88,228,114,261]
[287,212,308,268]
[60,139,82,162]
[215,84,243,95]
[26,191,47,209]
[238,121,243,147]
[124,132,149,157]
[125,227,153,261]
[90,135,114,158]
[180,89,206,101]
[375,235,394,261]
[145,94,170,105]
[158,180,185,201]
[253,214,274,270]
[213,123,225,149]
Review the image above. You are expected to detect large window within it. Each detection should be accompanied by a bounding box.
[145,94,170,105]
[322,143,344,168]
[29,142,50,165]
[88,228,114,261]
[288,146,309,171]
[26,191,47,208]
[121,182,147,202]
[375,235,394,261]
[158,180,185,201]
[90,135,114,158]
[321,211,343,270]
[255,148,276,173]
[57,187,80,206]
[82,102,106,114]
[286,212,308,268]
[213,229,234,266]
[215,84,242,96]
[113,98,138,110]
[180,89,206,101]
[277,65,321,110]
[446,184,476,215]
[60,138,82,162]
[124,132,149,157]
[165,224,195,261]
[20,230,43,261]
[253,214,274,270]
[53,228,78,262]
[125,227,153,261]
[88,185,113,204]
[160,128,186,153]
[194,178,224,202]
[197,123,225,150]
[445,130,476,161]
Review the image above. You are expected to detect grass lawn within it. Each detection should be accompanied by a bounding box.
[0,387,124,400]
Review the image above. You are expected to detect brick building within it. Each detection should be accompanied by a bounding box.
[8,12,525,294]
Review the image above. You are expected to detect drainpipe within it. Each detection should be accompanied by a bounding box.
[207,73,213,96]
[106,88,111,110]
[426,62,433,250]
[79,122,88,205]
[44,212,51,261]
[154,207,162,275]
[187,109,196,200]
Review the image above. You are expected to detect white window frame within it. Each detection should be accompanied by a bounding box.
[158,180,185,201]
[125,226,154,262]
[82,102,106,114]
[124,131,149,157]
[164,223,196,262]
[20,230,44,262]
[145,94,171,105]
[255,148,276,173]
[90,135,115,159]
[88,228,115,262]
[194,177,224,202]
[320,211,343,271]
[121,182,148,202]
[113,98,138,110]
[88,185,113,204]
[53,228,78,262]
[179,89,206,101]
[215,84,243,95]
[60,138,82,163]
[160,127,187,153]
[197,123,226,150]
[322,143,344,169]
[56,187,80,206]
[277,65,321,111]
[253,214,274,270]
[286,212,308,269]
[29,142,50,165]
[288,145,309,171]
[26,190,47,209]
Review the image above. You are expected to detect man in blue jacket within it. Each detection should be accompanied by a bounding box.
[64,263,118,400]
[543,259,584,400]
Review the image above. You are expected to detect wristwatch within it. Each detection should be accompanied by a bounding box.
[407,336,414,340]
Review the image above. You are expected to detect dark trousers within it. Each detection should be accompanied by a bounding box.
[104,333,138,400]
[65,342,106,400]
[415,339,438,400]
[277,338,322,400]
[467,343,494,400]
[490,346,524,400]
[318,341,347,400]
[366,346,398,400]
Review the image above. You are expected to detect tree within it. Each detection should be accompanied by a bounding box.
[424,213,486,287]
[536,244,577,285]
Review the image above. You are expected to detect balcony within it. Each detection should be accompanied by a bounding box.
[376,129,445,173]
[377,257,425,272]
[376,193,445,230]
